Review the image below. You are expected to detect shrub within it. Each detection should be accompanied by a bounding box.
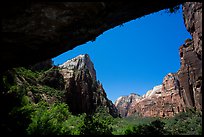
[15,67,40,80]
[80,107,114,135]
[125,119,169,135]
[165,109,202,135]
[38,69,65,90]
[26,102,71,135]
[61,113,86,135]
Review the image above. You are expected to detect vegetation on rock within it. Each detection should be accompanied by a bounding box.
[0,66,202,135]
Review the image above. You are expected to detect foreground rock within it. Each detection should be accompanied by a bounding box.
[0,1,185,71]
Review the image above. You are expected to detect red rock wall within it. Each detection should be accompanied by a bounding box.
[124,2,202,118]
[178,2,202,110]
[127,73,185,117]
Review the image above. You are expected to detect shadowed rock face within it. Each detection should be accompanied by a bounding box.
[0,1,185,71]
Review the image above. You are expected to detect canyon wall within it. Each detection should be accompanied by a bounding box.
[115,2,202,117]
[0,1,201,118]
[125,73,186,117]
[178,2,202,110]
[59,54,118,117]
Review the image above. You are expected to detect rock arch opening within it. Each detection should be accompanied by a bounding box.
[52,5,191,103]
[0,1,202,118]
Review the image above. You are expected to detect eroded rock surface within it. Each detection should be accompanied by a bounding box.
[115,2,202,118]
[115,73,186,117]
[178,2,202,110]
[59,54,118,117]
[114,93,141,117]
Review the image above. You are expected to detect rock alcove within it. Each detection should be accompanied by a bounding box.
[0,1,202,113]
[0,1,185,71]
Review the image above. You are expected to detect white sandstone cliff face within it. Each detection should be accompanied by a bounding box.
[114,93,142,117]
[58,54,119,117]
[143,85,162,98]
[115,93,142,107]
[59,54,96,81]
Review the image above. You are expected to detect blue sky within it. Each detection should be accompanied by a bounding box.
[52,5,191,103]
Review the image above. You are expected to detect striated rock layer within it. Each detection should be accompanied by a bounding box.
[59,54,118,117]
[115,2,202,117]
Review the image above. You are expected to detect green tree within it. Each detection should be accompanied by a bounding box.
[80,107,114,135]
[26,102,71,135]
[125,119,169,135]
[165,109,202,135]
[61,113,86,135]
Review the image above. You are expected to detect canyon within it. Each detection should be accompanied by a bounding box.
[0,1,202,135]
[0,1,202,119]
[115,2,202,117]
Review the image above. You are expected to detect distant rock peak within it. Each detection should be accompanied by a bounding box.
[58,53,119,117]
[59,54,96,81]
[114,93,142,117]
[59,54,91,69]
[143,85,162,98]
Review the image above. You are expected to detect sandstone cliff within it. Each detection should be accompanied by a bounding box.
[126,73,185,117]
[115,2,202,117]
[114,93,141,117]
[178,2,202,110]
[0,54,118,120]
[59,54,118,117]
[115,73,187,117]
